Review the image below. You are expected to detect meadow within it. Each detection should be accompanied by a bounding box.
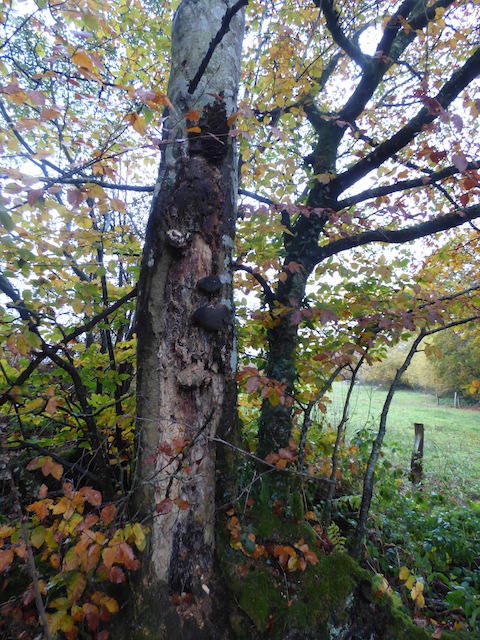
[326,383,480,499]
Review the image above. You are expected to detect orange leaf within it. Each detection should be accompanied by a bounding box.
[100,503,116,525]
[227,112,238,126]
[184,109,201,121]
[173,498,190,511]
[26,499,51,521]
[72,50,95,71]
[0,548,14,572]
[80,487,102,507]
[102,546,118,569]
[42,457,63,480]
[45,396,61,416]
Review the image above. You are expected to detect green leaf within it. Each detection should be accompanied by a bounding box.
[0,206,14,232]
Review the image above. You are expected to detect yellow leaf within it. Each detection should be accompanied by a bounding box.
[399,566,410,581]
[111,197,126,213]
[22,398,44,414]
[131,522,146,552]
[127,112,147,135]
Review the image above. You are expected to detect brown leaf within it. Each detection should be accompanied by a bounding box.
[156,498,173,514]
[27,188,44,206]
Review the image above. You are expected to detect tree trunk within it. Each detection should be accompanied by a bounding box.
[258,119,342,457]
[132,2,245,637]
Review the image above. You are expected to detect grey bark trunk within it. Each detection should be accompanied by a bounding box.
[132,2,245,637]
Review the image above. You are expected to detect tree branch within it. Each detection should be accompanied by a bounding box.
[333,46,480,196]
[188,0,248,95]
[336,160,480,210]
[314,0,368,69]
[0,286,137,408]
[37,177,154,192]
[233,263,276,307]
[314,204,480,264]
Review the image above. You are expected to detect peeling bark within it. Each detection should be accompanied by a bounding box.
[132,2,245,637]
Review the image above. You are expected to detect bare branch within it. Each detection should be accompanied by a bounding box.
[37,177,154,192]
[336,160,480,210]
[233,263,276,307]
[314,205,480,265]
[314,0,368,69]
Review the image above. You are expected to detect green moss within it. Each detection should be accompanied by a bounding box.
[249,504,315,544]
[219,500,472,639]
[230,552,363,638]
[238,570,283,631]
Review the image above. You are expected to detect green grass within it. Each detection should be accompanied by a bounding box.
[325,383,480,498]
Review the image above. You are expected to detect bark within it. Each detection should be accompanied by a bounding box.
[258,119,342,457]
[131,2,245,637]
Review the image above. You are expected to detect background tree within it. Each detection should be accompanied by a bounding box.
[429,324,480,399]
[0,0,480,639]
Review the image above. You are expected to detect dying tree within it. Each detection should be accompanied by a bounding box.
[0,0,479,638]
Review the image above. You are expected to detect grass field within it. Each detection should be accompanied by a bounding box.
[325,383,480,498]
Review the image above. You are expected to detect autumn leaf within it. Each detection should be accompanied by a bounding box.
[111,197,126,213]
[173,498,190,511]
[156,498,173,514]
[72,50,95,71]
[40,107,62,121]
[67,188,86,206]
[130,523,146,552]
[67,572,87,603]
[452,153,468,172]
[47,610,74,635]
[80,487,102,507]
[126,112,147,135]
[45,396,61,416]
[100,503,117,525]
[41,457,64,480]
[0,548,14,572]
[26,500,51,521]
[411,580,425,608]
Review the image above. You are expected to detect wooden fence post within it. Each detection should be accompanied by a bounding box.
[410,422,424,485]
